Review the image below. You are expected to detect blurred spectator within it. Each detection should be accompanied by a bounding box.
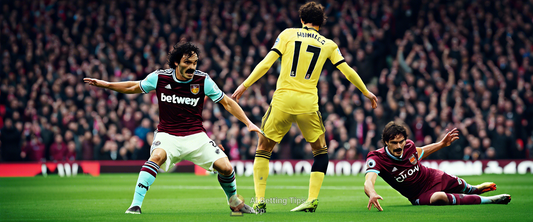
[49,134,67,161]
[21,133,45,162]
[101,140,121,161]
[134,118,152,141]
[66,141,77,161]
[0,119,22,161]
[463,146,473,161]
[0,0,532,162]
[81,131,94,160]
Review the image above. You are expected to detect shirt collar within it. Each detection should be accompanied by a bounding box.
[172,69,194,83]
[303,26,319,32]
[385,146,403,161]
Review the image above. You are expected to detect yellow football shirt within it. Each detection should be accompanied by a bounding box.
[268,26,346,114]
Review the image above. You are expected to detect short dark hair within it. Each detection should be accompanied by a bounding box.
[299,2,327,27]
[382,121,408,144]
[167,41,200,69]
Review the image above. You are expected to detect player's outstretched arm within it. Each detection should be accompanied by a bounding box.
[84,78,143,94]
[417,128,460,160]
[364,172,383,211]
[232,51,279,102]
[336,63,378,108]
[218,95,261,134]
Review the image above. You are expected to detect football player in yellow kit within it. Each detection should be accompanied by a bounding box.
[232,2,378,213]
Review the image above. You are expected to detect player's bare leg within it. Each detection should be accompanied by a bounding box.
[253,133,277,214]
[291,133,327,212]
[429,191,511,205]
[126,148,166,214]
[213,157,255,214]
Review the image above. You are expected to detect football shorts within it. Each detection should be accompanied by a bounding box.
[261,105,325,143]
[410,172,469,205]
[150,131,227,172]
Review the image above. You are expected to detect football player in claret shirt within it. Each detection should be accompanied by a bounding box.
[84,41,259,214]
[232,2,378,213]
[364,121,511,211]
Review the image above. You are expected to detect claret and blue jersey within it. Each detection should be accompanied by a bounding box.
[365,139,441,200]
[139,68,224,137]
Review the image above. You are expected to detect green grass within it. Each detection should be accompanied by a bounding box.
[1,173,532,221]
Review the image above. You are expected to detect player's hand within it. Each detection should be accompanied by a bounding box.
[440,128,460,147]
[231,84,248,103]
[363,91,378,109]
[84,78,110,88]
[246,122,262,134]
[367,194,383,211]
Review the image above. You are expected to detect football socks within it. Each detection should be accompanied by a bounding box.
[311,147,328,173]
[308,172,325,201]
[218,171,237,201]
[479,196,492,204]
[445,193,481,205]
[459,178,478,194]
[253,150,271,202]
[308,147,328,201]
[130,161,159,208]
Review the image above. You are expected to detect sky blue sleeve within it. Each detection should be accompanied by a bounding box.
[204,75,225,103]
[139,71,159,93]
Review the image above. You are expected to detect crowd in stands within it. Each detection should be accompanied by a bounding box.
[1,0,532,162]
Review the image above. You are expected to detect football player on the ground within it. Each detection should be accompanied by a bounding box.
[85,41,260,214]
[232,2,378,213]
[364,121,511,211]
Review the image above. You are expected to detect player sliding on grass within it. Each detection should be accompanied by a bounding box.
[84,41,259,214]
[232,2,378,213]
[364,121,511,211]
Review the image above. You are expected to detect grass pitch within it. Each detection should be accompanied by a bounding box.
[1,173,532,221]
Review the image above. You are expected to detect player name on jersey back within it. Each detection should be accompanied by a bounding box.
[160,93,200,107]
[296,32,326,45]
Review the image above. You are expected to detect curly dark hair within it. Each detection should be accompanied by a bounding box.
[382,121,408,144]
[299,2,327,27]
[167,41,200,69]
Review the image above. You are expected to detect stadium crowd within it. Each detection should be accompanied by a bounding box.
[1,0,532,162]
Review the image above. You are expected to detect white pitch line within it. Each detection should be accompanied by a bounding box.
[152,184,533,190]
[154,185,395,190]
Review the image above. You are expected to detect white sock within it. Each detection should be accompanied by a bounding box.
[479,196,491,204]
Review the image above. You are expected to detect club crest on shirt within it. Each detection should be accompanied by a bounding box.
[409,154,417,165]
[190,84,200,95]
[366,159,376,168]
[154,141,161,146]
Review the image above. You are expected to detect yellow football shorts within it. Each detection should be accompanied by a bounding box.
[261,105,325,143]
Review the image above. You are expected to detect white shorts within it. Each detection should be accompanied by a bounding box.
[150,131,227,172]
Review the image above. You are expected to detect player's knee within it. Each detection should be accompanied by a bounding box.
[257,136,276,153]
[212,157,234,175]
[149,149,167,166]
[309,134,326,150]
[429,192,450,205]
[217,162,234,176]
